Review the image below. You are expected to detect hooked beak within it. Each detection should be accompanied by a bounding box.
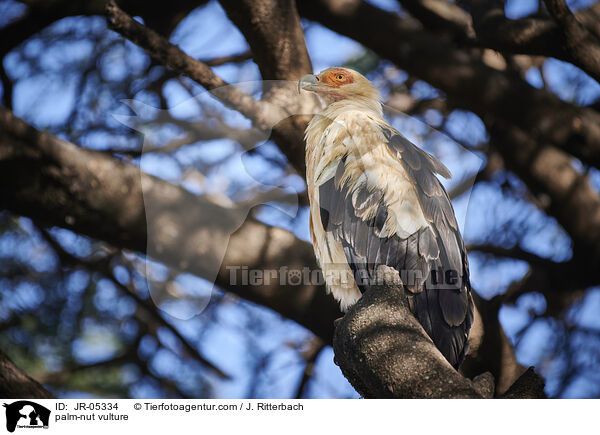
[298,74,318,93]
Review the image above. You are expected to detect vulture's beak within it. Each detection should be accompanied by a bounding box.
[298,74,318,93]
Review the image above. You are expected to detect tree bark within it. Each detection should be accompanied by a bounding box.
[333,282,488,398]
[0,351,54,398]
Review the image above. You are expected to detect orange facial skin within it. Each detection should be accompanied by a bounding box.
[318,69,355,87]
[299,67,380,103]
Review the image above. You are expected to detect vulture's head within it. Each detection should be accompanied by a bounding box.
[298,67,380,104]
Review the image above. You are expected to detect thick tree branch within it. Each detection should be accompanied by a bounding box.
[218,0,311,81]
[461,293,526,395]
[398,0,474,40]
[500,367,546,398]
[471,9,566,58]
[543,0,600,83]
[334,280,508,398]
[0,350,54,398]
[461,0,600,82]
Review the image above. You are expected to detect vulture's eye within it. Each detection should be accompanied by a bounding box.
[337,74,344,80]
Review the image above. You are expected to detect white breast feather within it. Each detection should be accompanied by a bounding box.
[306,109,430,310]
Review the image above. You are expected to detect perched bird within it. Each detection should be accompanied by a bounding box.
[299,67,473,369]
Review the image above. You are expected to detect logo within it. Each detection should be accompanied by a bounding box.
[3,401,50,433]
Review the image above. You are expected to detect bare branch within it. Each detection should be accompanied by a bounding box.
[294,337,326,399]
[543,0,600,83]
[462,0,600,82]
[0,0,203,57]
[202,51,253,67]
[105,1,282,132]
[218,0,312,81]
[398,0,475,40]
[467,243,559,266]
[0,350,54,398]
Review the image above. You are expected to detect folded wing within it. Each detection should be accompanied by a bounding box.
[317,125,473,368]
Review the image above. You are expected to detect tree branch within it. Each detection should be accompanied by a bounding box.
[467,243,559,266]
[543,0,600,83]
[500,367,546,398]
[218,0,312,81]
[105,1,282,132]
[106,1,317,174]
[398,0,475,40]
[217,0,317,173]
[0,350,54,398]
[0,0,203,58]
[333,280,491,398]
[462,0,600,82]
[294,337,325,399]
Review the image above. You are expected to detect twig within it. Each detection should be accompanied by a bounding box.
[202,51,253,67]
[295,337,326,399]
[466,243,559,267]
